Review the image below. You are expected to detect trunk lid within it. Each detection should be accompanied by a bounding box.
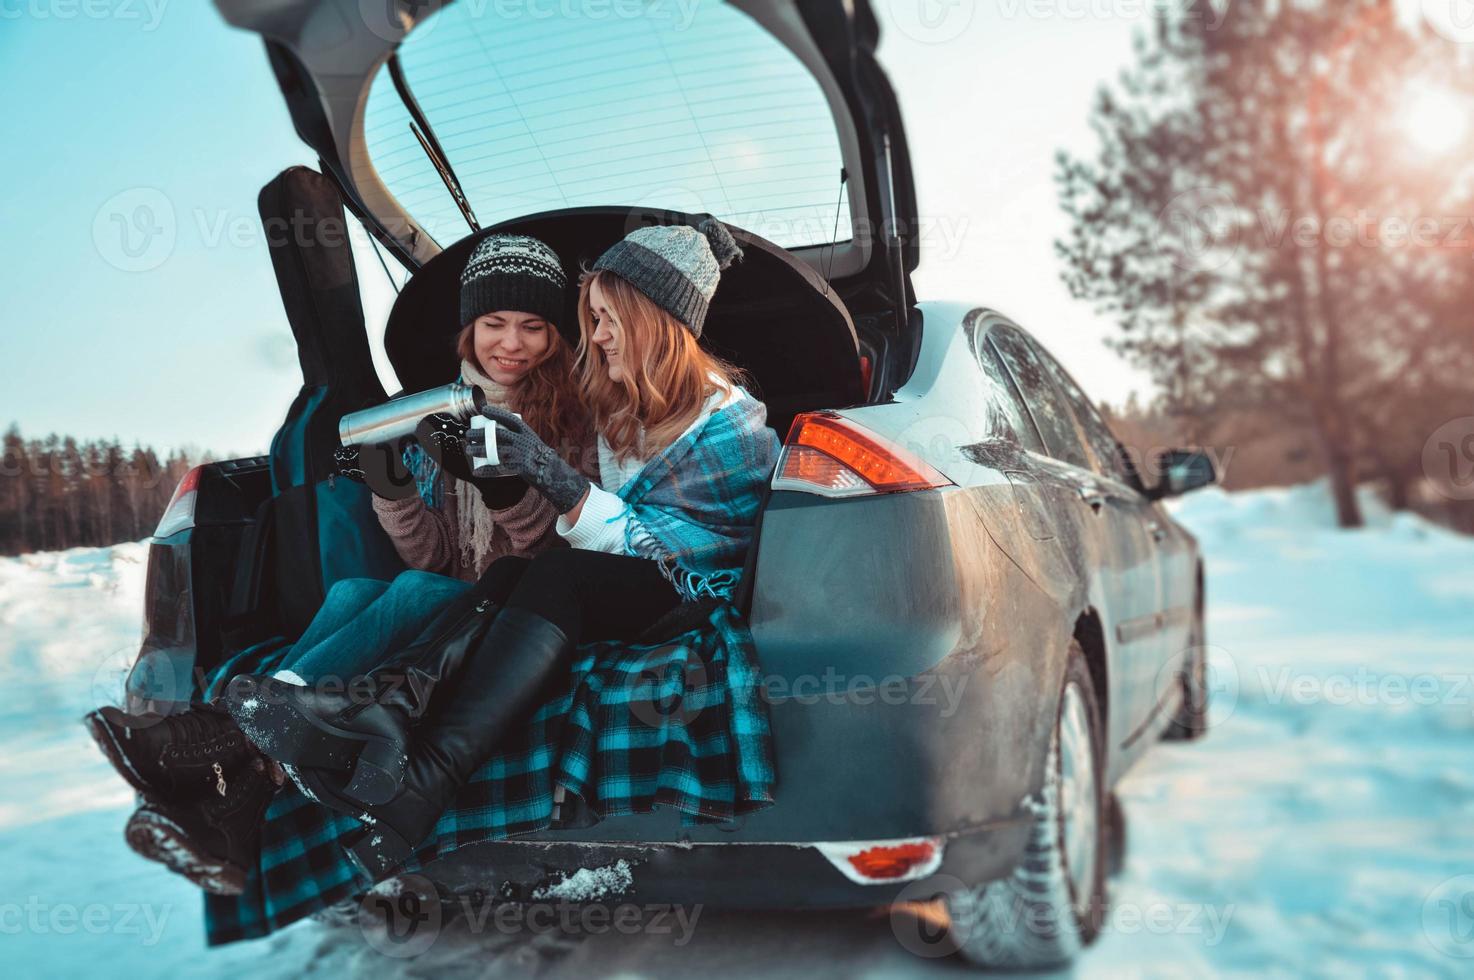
[213,0,918,325]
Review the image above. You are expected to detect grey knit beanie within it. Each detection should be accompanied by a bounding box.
[591,218,743,337]
[459,234,571,343]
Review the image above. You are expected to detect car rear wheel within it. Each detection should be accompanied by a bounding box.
[946,639,1106,969]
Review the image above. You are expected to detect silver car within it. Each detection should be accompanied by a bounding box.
[132,0,1218,967]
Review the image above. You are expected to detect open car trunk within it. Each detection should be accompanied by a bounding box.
[128,175,870,708]
[139,0,927,701]
[214,0,924,393]
[382,208,868,438]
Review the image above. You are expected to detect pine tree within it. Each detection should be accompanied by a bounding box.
[1056,0,1474,526]
[0,426,217,556]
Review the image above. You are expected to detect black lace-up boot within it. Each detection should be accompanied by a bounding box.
[124,754,284,895]
[84,703,260,800]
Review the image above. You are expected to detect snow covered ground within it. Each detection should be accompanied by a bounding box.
[2,482,1471,978]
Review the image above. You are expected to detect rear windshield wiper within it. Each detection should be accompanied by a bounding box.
[388,55,480,234]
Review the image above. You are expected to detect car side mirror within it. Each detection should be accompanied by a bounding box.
[1150,449,1217,499]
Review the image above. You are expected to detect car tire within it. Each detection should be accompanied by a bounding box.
[1163,585,1208,741]
[946,639,1106,970]
[1104,791,1127,879]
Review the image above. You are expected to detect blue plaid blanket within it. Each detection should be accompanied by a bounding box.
[618,390,781,603]
[200,601,775,945]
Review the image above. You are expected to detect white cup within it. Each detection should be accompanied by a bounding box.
[468,412,520,478]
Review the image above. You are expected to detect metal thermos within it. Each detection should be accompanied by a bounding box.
[338,382,485,446]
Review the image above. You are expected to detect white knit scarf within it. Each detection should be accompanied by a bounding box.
[455,357,516,574]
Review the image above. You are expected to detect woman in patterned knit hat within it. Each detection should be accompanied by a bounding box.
[82,234,594,895]
[345,232,594,583]
[237,217,781,880]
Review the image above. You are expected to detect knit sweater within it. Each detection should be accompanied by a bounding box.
[371,481,560,582]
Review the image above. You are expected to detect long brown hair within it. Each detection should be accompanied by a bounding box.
[454,321,589,463]
[575,269,747,462]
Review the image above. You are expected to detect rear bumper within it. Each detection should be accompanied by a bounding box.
[422,818,1032,909]
[411,488,1059,906]
[416,645,1042,907]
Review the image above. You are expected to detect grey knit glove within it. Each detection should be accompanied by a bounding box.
[464,406,591,515]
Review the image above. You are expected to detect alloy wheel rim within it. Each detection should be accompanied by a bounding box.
[1056,681,1098,908]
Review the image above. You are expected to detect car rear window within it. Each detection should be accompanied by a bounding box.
[975,340,1046,453]
[1037,351,1138,486]
[988,327,1092,470]
[364,3,853,250]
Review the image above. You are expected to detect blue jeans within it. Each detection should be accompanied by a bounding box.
[275,569,472,683]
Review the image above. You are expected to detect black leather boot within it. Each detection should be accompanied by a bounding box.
[223,594,501,805]
[294,607,575,880]
[84,703,268,800]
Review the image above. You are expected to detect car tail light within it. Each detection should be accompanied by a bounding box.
[152,465,204,539]
[772,411,951,498]
[814,837,945,884]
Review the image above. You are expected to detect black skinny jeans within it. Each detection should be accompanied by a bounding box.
[476,549,680,645]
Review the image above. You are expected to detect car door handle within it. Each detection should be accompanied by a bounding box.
[1077,485,1106,512]
[1146,520,1167,543]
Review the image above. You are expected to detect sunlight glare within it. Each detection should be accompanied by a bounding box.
[1399,86,1468,156]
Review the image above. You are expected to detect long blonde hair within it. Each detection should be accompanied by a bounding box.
[575,269,747,462]
[454,320,589,464]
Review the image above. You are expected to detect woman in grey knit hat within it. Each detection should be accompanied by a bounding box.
[235,218,784,881]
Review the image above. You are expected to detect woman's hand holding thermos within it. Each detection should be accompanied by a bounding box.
[416,412,530,510]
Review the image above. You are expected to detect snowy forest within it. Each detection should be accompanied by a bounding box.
[0,425,210,556]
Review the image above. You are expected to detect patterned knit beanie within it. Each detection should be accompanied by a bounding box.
[591,217,743,337]
[459,234,571,344]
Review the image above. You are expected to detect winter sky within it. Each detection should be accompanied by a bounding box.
[0,0,1449,459]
